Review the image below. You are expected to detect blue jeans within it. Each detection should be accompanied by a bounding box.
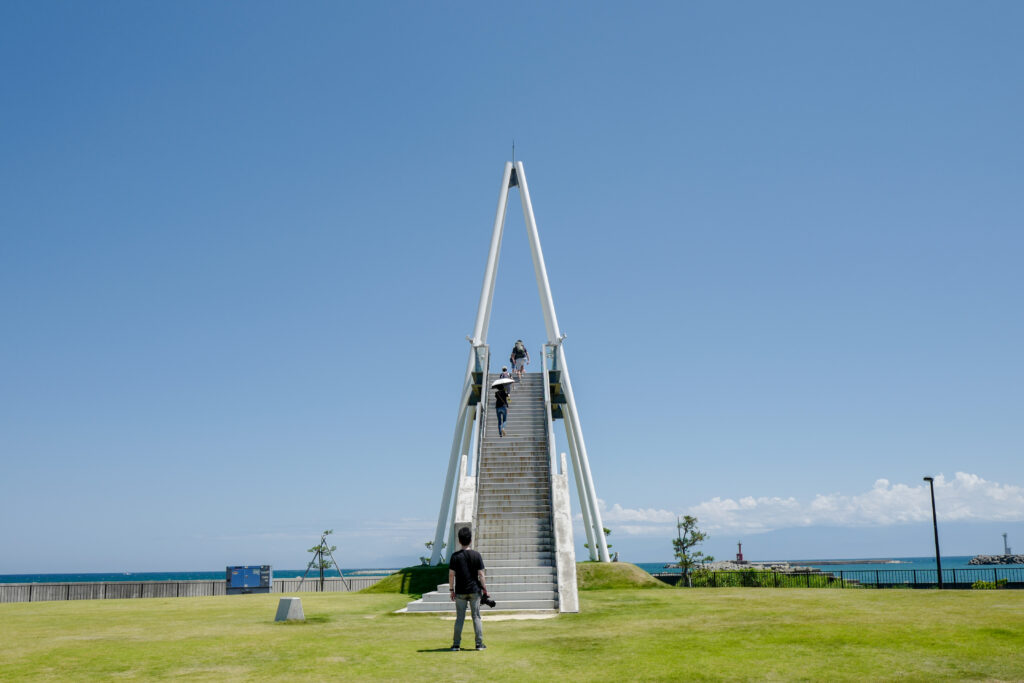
[495,406,507,433]
[453,592,483,648]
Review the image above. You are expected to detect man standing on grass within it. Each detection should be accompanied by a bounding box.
[449,526,486,651]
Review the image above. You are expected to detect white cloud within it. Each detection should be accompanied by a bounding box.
[601,502,677,524]
[574,500,678,537]
[592,473,1024,537]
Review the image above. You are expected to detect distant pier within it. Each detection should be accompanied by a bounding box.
[968,554,1024,565]
[784,559,904,566]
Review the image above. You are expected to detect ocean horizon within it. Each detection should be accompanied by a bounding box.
[0,556,993,584]
[635,555,980,575]
[0,568,400,584]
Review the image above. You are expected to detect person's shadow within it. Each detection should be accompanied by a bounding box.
[417,648,460,653]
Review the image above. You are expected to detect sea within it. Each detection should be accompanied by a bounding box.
[0,556,1005,584]
[0,568,398,584]
[637,556,981,575]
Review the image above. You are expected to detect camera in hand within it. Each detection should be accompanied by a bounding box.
[481,591,496,608]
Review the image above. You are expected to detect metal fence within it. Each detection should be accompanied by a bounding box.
[0,575,387,603]
[656,566,1024,589]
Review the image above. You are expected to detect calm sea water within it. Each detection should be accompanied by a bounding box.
[0,568,398,584]
[2,557,1012,584]
[636,556,984,575]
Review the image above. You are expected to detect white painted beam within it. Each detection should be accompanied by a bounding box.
[516,162,610,562]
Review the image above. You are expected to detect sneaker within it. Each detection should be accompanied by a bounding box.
[450,646,460,652]
[476,644,486,651]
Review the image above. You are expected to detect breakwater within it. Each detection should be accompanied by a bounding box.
[0,575,386,604]
[786,559,902,565]
[968,555,1024,565]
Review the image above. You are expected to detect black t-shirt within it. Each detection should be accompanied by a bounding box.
[450,548,485,594]
[495,388,508,409]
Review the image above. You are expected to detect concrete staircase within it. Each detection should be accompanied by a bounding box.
[406,372,559,612]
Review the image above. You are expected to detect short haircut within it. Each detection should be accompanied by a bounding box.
[458,526,472,546]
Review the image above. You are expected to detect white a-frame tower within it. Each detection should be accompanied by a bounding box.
[429,161,610,569]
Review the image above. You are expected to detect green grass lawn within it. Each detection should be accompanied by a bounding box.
[2,587,1023,681]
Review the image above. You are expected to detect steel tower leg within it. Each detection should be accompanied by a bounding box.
[433,161,610,564]
[516,162,610,562]
[430,163,513,565]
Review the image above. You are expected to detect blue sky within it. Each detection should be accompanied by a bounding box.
[1,1,1021,572]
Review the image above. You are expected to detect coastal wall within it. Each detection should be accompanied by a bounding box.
[0,575,386,604]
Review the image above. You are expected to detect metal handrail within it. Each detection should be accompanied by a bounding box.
[474,344,489,478]
[472,344,489,538]
[542,344,558,475]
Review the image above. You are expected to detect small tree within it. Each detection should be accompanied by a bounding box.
[584,527,613,553]
[307,530,337,591]
[420,540,445,566]
[672,516,708,587]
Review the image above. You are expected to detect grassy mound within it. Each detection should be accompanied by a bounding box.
[360,565,448,597]
[362,561,665,594]
[576,561,669,590]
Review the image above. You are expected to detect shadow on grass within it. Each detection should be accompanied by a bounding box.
[274,614,332,625]
[416,648,460,653]
[362,565,449,598]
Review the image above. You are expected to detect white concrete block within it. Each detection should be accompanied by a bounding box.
[275,597,305,622]
[552,456,579,613]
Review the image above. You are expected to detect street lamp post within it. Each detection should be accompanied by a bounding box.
[923,476,942,589]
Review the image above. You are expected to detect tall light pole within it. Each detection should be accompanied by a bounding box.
[923,476,942,589]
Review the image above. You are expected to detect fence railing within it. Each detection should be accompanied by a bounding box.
[655,567,1024,589]
[0,575,387,603]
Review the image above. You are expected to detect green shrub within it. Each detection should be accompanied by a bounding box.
[972,578,1008,590]
[688,570,856,589]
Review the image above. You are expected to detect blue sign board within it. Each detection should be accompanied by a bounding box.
[226,565,272,594]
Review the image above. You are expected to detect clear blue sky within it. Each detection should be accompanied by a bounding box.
[2,1,1021,572]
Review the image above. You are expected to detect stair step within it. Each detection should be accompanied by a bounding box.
[420,590,557,603]
[405,597,557,613]
[483,550,554,559]
[476,541,555,549]
[476,540,554,548]
[479,476,550,480]
[478,509,551,516]
[478,469,549,473]
[436,581,555,592]
[407,373,569,615]
[478,513,552,520]
[484,567,556,578]
[486,558,554,568]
